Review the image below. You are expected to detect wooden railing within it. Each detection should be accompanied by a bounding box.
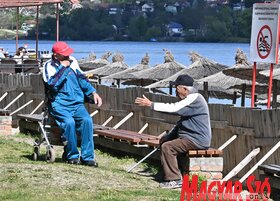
[0,73,279,179]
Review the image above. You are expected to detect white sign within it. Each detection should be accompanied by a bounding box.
[250,3,280,64]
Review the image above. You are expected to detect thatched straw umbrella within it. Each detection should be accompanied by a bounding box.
[222,48,269,83]
[123,49,185,86]
[84,52,129,79]
[145,52,228,89]
[196,71,267,94]
[80,52,112,72]
[103,53,150,81]
[259,67,280,80]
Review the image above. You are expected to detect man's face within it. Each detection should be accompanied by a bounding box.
[54,53,69,61]
[175,85,188,99]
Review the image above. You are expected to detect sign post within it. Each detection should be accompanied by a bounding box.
[250,3,280,108]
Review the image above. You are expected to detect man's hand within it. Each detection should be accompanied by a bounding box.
[60,60,71,67]
[135,95,152,107]
[93,93,102,107]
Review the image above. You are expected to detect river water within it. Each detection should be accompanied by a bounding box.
[1,40,256,107]
[0,40,250,67]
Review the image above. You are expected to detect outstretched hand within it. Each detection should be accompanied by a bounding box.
[135,95,152,107]
[93,93,102,107]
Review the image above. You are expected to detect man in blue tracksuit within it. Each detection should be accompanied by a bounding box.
[43,41,102,166]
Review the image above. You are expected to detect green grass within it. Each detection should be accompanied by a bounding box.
[0,134,180,201]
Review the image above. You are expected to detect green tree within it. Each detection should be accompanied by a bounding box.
[128,16,148,40]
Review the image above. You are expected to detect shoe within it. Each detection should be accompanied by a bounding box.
[81,160,98,167]
[159,180,182,189]
[67,158,80,165]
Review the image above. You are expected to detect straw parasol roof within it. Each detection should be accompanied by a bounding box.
[80,52,112,71]
[123,49,185,86]
[222,48,270,83]
[84,52,129,77]
[145,52,228,89]
[259,67,280,80]
[102,53,150,80]
[195,70,267,95]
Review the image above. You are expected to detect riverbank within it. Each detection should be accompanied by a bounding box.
[0,29,26,40]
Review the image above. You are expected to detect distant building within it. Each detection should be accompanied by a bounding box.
[142,3,154,13]
[166,22,184,37]
[165,5,177,14]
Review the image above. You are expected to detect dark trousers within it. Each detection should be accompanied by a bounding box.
[161,138,198,181]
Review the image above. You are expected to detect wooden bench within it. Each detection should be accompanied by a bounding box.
[259,164,280,190]
[186,149,224,180]
[94,129,160,147]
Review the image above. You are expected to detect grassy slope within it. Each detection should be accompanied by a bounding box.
[0,134,180,201]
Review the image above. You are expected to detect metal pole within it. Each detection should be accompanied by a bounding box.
[251,62,257,107]
[56,3,60,41]
[267,63,274,108]
[16,7,19,51]
[127,148,158,173]
[36,6,39,60]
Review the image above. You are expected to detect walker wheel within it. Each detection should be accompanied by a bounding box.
[32,146,40,161]
[46,147,55,163]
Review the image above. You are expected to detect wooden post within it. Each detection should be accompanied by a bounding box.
[169,82,172,95]
[102,116,113,126]
[113,112,133,129]
[251,62,257,107]
[138,123,149,134]
[0,92,8,103]
[272,79,277,108]
[203,81,209,103]
[239,140,280,183]
[232,91,237,105]
[4,92,24,110]
[241,83,246,107]
[218,134,238,151]
[30,100,44,115]
[254,94,257,108]
[222,147,260,181]
[10,100,34,116]
[90,110,99,117]
[117,79,121,88]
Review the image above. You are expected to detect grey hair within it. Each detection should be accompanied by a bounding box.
[185,86,197,94]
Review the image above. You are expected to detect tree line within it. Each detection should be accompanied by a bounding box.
[30,0,259,42]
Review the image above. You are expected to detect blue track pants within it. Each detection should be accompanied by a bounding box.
[50,103,94,161]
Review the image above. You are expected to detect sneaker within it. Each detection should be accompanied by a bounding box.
[67,158,80,165]
[81,160,98,167]
[159,180,182,189]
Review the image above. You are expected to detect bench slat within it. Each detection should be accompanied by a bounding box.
[188,149,223,157]
[259,164,280,175]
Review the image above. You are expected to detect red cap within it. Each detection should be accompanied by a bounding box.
[52,41,74,56]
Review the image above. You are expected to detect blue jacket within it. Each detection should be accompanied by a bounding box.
[43,56,96,108]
